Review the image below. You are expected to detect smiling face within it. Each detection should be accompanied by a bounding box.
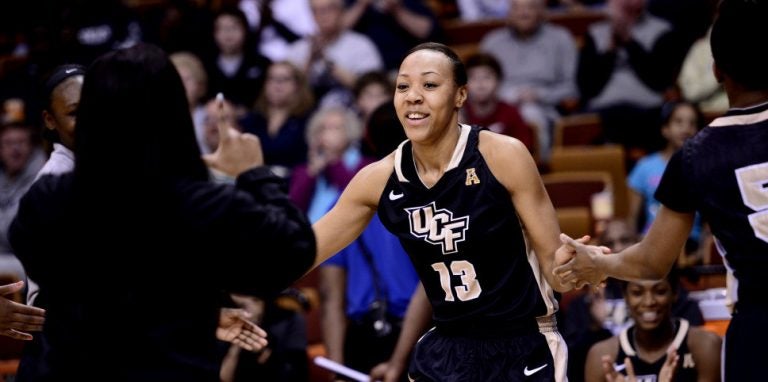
[394,49,467,144]
[624,279,675,331]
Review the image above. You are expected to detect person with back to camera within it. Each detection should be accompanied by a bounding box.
[555,1,768,380]
[310,41,579,382]
[8,43,315,381]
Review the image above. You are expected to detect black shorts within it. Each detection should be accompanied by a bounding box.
[407,328,567,382]
[724,303,768,381]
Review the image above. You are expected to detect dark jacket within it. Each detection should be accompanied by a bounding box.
[9,166,315,381]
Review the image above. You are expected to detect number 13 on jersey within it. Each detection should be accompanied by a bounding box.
[431,261,482,301]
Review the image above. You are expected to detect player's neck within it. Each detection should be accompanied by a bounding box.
[411,124,461,184]
[724,81,768,109]
[635,318,676,352]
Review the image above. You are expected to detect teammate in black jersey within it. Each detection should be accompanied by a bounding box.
[557,1,768,380]
[312,42,577,381]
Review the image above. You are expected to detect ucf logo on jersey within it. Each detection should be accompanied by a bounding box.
[406,202,469,254]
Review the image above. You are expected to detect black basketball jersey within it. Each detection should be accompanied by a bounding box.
[614,318,697,382]
[655,102,768,305]
[377,125,557,333]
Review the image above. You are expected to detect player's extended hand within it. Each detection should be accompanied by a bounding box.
[202,94,264,177]
[0,281,45,340]
[553,233,610,289]
[369,360,405,382]
[216,308,268,352]
[553,234,591,290]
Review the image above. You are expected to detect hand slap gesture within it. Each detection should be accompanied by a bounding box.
[202,94,264,177]
[553,233,611,289]
[0,281,45,340]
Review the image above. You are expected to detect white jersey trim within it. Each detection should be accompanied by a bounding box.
[392,124,471,183]
[710,103,768,127]
[619,318,689,357]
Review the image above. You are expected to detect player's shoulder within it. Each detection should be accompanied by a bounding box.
[687,326,723,349]
[477,129,529,159]
[586,335,620,361]
[346,154,396,200]
[358,153,395,180]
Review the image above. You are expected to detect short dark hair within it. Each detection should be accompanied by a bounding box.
[404,42,467,87]
[711,0,768,90]
[464,53,503,79]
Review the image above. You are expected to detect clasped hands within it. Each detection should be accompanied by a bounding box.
[553,233,612,290]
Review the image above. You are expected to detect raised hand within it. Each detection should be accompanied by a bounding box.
[216,308,268,352]
[658,347,679,382]
[602,355,634,382]
[0,281,45,340]
[202,94,264,177]
[599,349,679,382]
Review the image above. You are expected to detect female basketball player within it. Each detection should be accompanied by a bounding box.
[312,42,577,381]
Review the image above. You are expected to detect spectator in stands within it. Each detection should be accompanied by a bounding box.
[341,0,441,72]
[237,0,308,62]
[287,0,384,107]
[677,26,728,115]
[583,269,721,382]
[627,101,704,242]
[0,123,44,281]
[479,0,579,161]
[170,52,210,154]
[289,105,373,221]
[576,0,686,153]
[318,99,416,381]
[48,0,143,65]
[456,0,510,21]
[240,0,318,42]
[646,0,715,51]
[352,71,393,127]
[319,212,418,382]
[204,7,271,113]
[461,52,534,154]
[240,61,315,179]
[140,0,213,56]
